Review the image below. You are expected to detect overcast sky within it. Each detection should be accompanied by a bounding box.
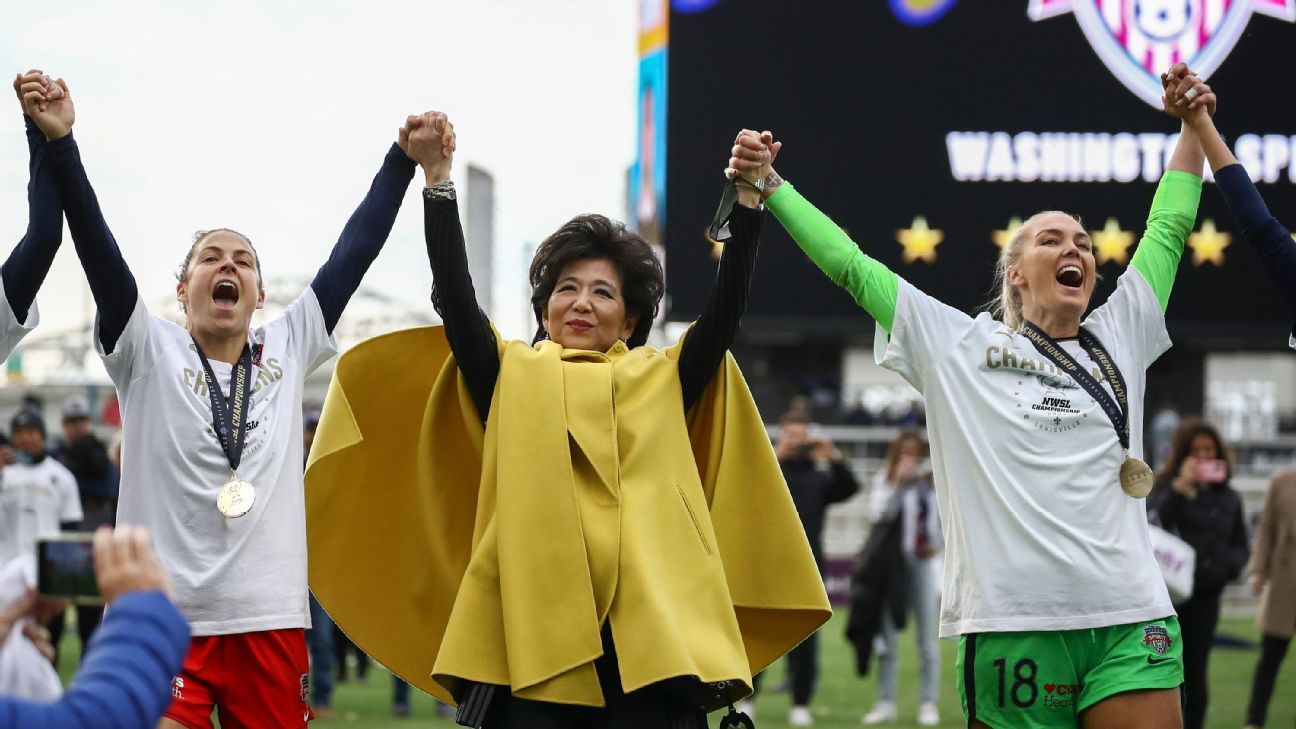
[0,0,639,347]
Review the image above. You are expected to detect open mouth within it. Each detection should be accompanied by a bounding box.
[212,280,240,309]
[1055,265,1083,290]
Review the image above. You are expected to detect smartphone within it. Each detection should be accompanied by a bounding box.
[1194,459,1228,484]
[37,533,102,604]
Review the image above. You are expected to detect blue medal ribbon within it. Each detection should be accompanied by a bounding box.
[191,337,254,474]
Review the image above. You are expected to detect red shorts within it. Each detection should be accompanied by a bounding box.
[164,628,313,729]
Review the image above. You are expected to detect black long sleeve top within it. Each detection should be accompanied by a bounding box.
[423,195,762,424]
[45,136,415,352]
[1148,477,1250,597]
[1,115,65,322]
[1214,163,1296,337]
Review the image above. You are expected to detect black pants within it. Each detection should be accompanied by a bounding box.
[479,629,708,729]
[751,632,819,706]
[1245,632,1292,726]
[1177,592,1221,729]
[333,624,369,681]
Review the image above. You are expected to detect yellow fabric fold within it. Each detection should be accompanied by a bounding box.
[306,326,830,708]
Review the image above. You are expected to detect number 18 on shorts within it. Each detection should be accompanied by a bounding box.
[956,618,1184,728]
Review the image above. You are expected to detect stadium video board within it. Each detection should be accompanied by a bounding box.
[662,0,1296,342]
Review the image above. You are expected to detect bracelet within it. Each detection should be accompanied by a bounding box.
[423,180,456,201]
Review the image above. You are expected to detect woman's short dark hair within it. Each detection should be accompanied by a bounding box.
[529,214,664,348]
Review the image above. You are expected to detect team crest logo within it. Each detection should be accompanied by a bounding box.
[1029,0,1296,107]
[1143,624,1172,655]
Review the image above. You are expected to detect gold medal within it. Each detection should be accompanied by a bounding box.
[1119,456,1154,499]
[217,477,257,518]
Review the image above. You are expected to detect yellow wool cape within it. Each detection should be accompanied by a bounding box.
[305,325,830,708]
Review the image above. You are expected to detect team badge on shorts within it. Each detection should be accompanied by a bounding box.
[300,673,310,703]
[1143,624,1171,655]
[1028,0,1296,107]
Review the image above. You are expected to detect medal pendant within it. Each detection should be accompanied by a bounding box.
[1119,457,1154,499]
[217,477,257,518]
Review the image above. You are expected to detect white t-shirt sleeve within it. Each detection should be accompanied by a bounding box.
[1084,268,1171,369]
[97,295,154,386]
[282,287,339,375]
[874,278,976,390]
[56,466,82,524]
[0,277,38,361]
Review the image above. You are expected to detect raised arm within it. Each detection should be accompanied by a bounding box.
[2,71,69,324]
[675,130,771,410]
[407,113,498,423]
[1184,97,1296,328]
[308,134,417,333]
[1127,64,1210,310]
[33,78,140,354]
[728,130,902,332]
[759,178,899,331]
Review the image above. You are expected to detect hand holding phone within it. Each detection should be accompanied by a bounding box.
[1194,459,1227,484]
[38,526,173,606]
[37,533,99,604]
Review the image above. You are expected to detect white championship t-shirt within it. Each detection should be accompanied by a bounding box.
[0,277,38,361]
[101,289,336,636]
[877,268,1174,637]
[0,458,82,566]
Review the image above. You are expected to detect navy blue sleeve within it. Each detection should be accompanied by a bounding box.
[309,144,417,333]
[0,591,189,729]
[1214,164,1296,330]
[46,134,139,354]
[678,204,761,411]
[424,196,498,423]
[1,116,65,322]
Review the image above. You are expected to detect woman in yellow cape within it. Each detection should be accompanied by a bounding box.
[306,117,830,728]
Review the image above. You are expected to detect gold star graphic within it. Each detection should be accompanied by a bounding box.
[1188,219,1231,267]
[898,216,943,264]
[1092,217,1134,266]
[992,217,1023,250]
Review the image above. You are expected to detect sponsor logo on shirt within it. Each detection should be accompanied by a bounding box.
[172,675,184,699]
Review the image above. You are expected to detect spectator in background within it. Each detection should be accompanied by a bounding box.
[0,525,190,729]
[758,411,858,727]
[0,410,80,668]
[1242,465,1296,729]
[861,431,942,727]
[1148,419,1248,729]
[302,415,336,720]
[51,394,117,655]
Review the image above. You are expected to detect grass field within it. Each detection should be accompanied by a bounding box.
[56,612,1294,727]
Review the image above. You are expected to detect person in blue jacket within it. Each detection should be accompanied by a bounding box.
[0,525,190,729]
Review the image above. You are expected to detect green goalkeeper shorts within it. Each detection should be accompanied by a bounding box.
[956,616,1183,728]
